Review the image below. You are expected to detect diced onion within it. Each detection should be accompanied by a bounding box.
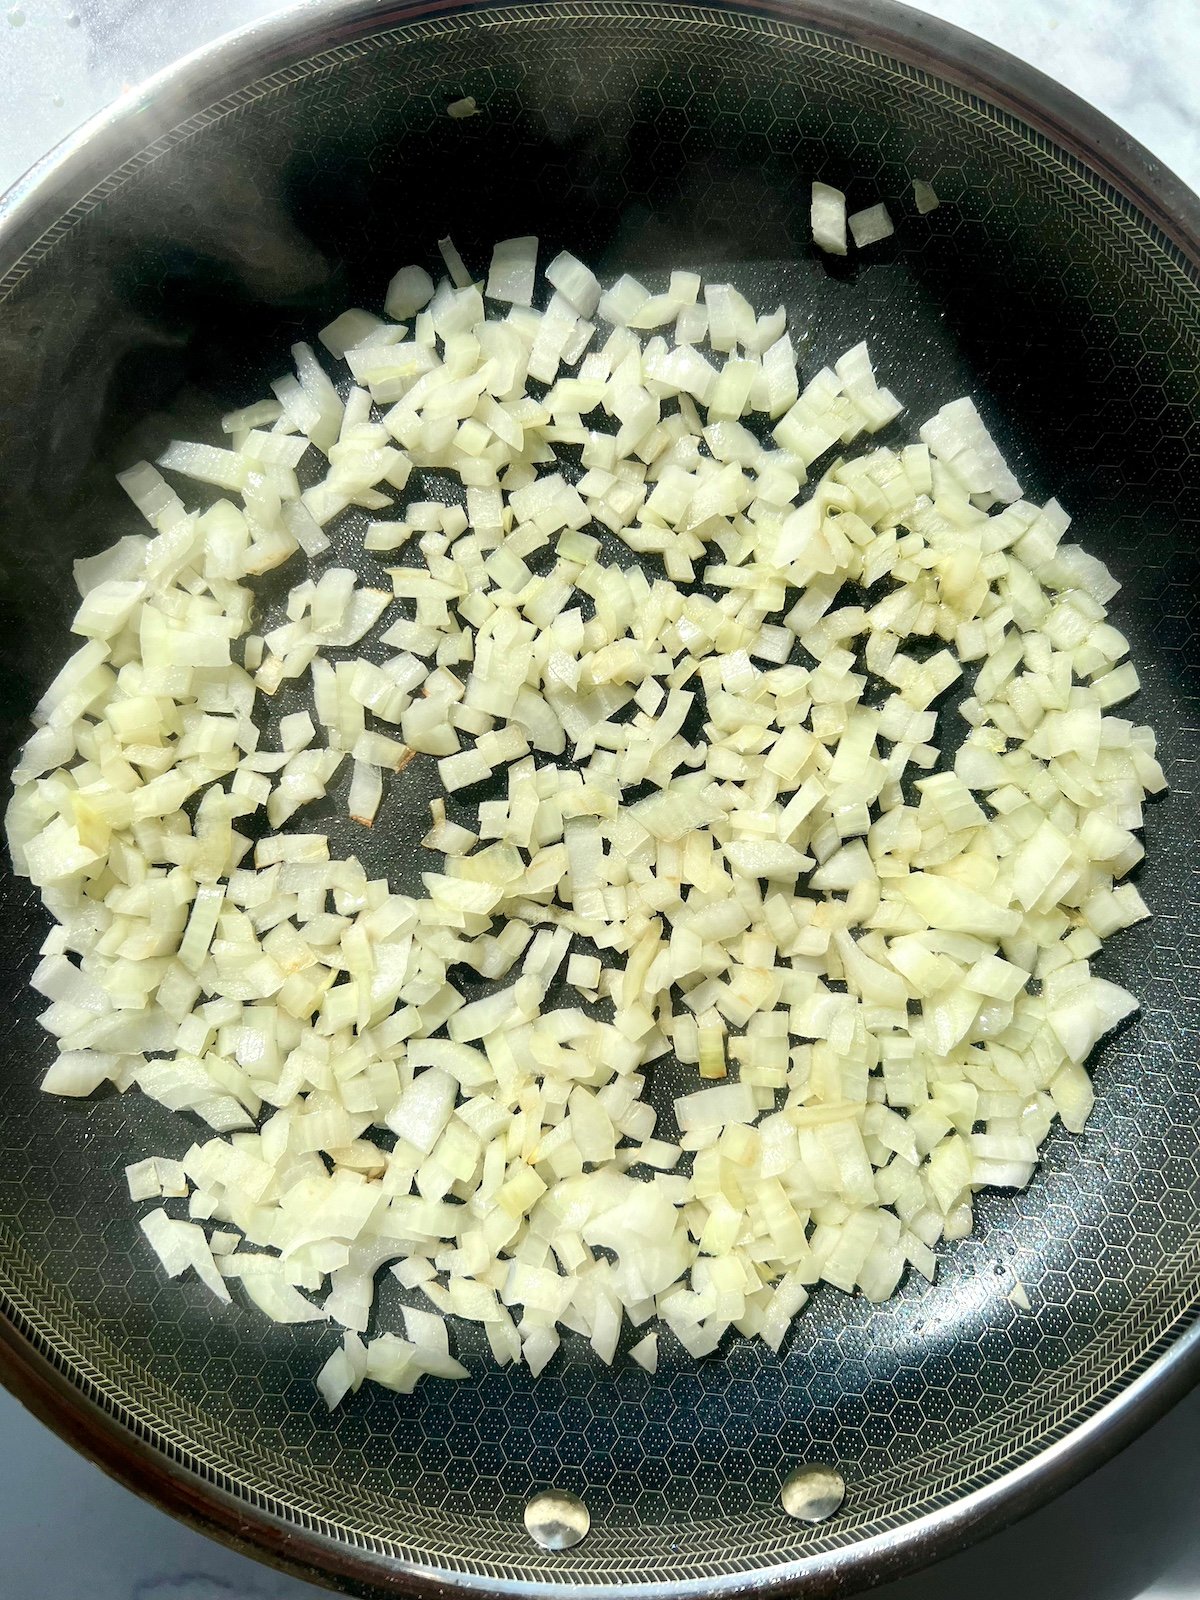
[913,178,940,214]
[8,230,1159,1407]
[811,181,847,255]
[848,202,894,248]
[486,236,538,307]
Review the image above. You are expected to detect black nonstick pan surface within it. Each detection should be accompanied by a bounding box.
[0,2,1197,1594]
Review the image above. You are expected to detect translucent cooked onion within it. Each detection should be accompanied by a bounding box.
[848,202,895,248]
[6,234,1163,1406]
[811,182,847,256]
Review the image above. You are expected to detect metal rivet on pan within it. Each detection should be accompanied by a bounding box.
[781,1464,846,1523]
[524,1488,590,1550]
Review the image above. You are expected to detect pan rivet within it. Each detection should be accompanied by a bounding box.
[524,1488,590,1550]
[781,1464,846,1523]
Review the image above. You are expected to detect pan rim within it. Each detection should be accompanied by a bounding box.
[1,1,1198,1595]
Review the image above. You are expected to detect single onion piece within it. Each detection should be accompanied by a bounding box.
[913,178,940,214]
[385,264,436,321]
[811,181,847,255]
[486,236,538,307]
[848,202,894,248]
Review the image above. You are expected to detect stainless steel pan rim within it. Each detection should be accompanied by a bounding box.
[1,2,1198,1595]
[4,1307,1199,1597]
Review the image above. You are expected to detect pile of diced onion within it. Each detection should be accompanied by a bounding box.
[6,225,1163,1409]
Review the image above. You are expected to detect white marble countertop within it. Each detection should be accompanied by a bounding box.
[1,0,1198,198]
[0,3,1198,1598]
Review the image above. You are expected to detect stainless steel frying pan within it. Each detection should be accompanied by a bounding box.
[0,2,1197,1594]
